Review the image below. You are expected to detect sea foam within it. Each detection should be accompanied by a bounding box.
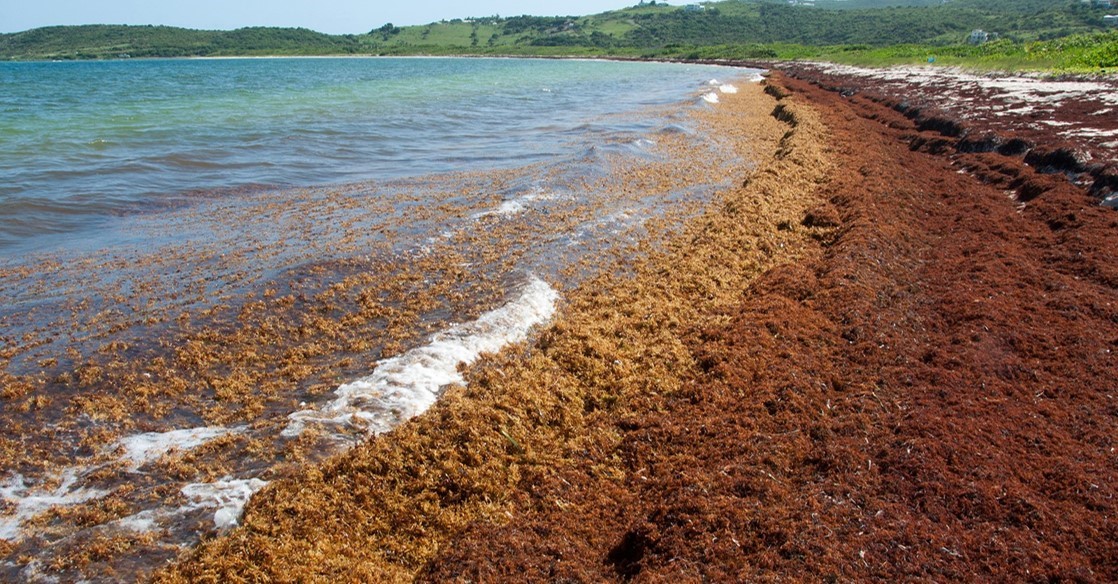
[116,426,233,468]
[284,276,559,438]
[0,471,108,541]
[181,478,269,530]
[0,426,234,541]
[472,189,557,219]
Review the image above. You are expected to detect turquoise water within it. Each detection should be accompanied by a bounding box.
[0,57,737,251]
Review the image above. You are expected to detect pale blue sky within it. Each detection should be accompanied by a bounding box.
[0,1,673,34]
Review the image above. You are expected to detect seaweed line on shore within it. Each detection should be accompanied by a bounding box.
[155,76,832,582]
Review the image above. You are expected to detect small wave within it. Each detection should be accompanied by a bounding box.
[180,478,269,530]
[702,92,720,104]
[577,137,660,165]
[109,509,162,533]
[0,194,127,219]
[159,153,233,171]
[115,426,233,469]
[472,198,525,220]
[472,188,557,219]
[490,198,528,217]
[283,276,559,438]
[0,425,235,542]
[0,471,109,542]
[658,124,693,136]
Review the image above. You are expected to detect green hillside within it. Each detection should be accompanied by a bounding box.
[0,25,362,59]
[1,0,1115,69]
[359,0,1109,53]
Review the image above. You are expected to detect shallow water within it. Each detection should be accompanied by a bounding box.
[0,57,760,582]
[0,57,745,253]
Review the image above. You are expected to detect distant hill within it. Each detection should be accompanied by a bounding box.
[0,25,361,60]
[379,0,1106,52]
[757,0,944,8]
[0,0,1111,60]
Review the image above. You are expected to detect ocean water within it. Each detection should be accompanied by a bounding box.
[2,57,742,252]
[0,57,761,582]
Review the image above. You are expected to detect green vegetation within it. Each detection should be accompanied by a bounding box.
[1,0,1116,72]
[648,30,1118,72]
[0,25,362,59]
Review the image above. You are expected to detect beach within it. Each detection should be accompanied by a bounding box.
[158,70,1118,582]
[3,63,1117,581]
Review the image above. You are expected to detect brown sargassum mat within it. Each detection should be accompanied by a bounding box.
[162,72,1118,582]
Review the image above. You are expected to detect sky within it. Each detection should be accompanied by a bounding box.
[0,0,673,34]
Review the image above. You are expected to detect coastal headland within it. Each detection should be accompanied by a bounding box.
[154,68,1118,582]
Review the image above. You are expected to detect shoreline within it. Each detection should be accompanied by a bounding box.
[161,69,1118,581]
[2,58,1116,580]
[12,50,1117,76]
[158,74,830,582]
[0,66,762,581]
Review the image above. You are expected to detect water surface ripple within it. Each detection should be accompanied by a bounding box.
[1,57,734,252]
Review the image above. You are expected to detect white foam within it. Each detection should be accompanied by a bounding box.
[181,477,268,530]
[495,199,527,215]
[1064,127,1118,138]
[110,509,162,533]
[472,189,556,219]
[115,426,232,468]
[702,92,720,104]
[283,276,559,438]
[0,471,109,541]
[472,198,527,219]
[0,425,236,542]
[995,106,1036,117]
[719,84,739,94]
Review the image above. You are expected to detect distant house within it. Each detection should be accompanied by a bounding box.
[1095,0,1113,8]
[967,29,989,45]
[684,4,704,11]
[1105,14,1118,26]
